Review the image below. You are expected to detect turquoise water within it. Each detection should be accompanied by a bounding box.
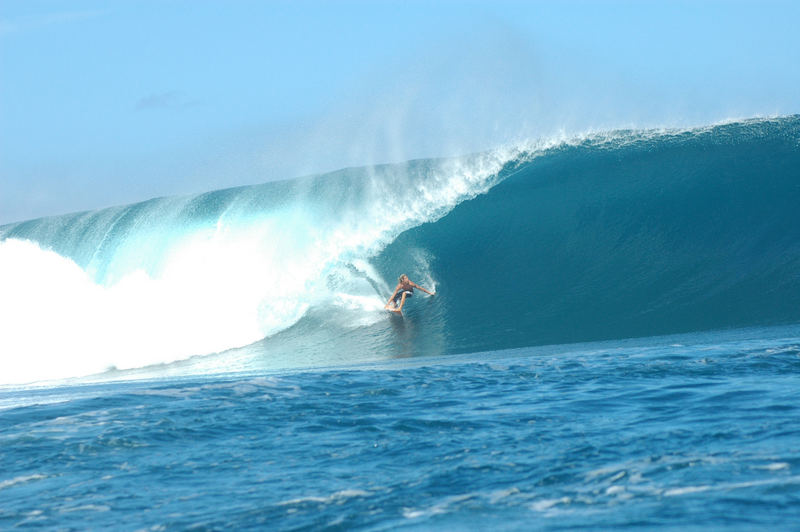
[1,116,799,529]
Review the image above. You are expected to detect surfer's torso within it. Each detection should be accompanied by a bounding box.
[399,281,414,293]
[392,282,414,303]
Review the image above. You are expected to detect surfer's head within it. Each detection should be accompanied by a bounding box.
[399,274,409,283]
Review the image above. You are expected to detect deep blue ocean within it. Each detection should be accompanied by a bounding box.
[1,116,800,529]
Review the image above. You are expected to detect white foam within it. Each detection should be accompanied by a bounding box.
[58,504,111,513]
[0,237,283,384]
[277,489,369,506]
[0,474,47,491]
[529,496,571,512]
[0,145,521,384]
[402,493,474,519]
[757,462,790,471]
[663,485,711,497]
[663,474,800,497]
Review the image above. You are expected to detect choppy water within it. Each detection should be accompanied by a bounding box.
[2,326,799,530]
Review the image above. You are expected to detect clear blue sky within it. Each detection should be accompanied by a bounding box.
[2,0,799,223]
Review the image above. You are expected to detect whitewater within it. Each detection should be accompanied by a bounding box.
[1,116,799,530]
[0,142,525,383]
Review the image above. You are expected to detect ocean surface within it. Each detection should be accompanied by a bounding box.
[1,116,799,529]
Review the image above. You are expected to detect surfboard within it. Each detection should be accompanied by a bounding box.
[384,303,403,316]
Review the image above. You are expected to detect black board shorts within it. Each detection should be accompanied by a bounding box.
[392,290,413,304]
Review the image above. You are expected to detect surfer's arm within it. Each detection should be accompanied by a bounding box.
[412,282,434,296]
[386,284,401,305]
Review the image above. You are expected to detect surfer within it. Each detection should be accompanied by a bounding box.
[385,274,434,313]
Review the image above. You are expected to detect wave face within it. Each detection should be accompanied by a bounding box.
[376,116,800,354]
[1,116,799,383]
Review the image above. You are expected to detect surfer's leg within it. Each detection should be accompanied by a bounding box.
[397,292,408,311]
[386,292,401,311]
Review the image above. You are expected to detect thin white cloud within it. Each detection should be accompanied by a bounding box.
[135,91,198,111]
